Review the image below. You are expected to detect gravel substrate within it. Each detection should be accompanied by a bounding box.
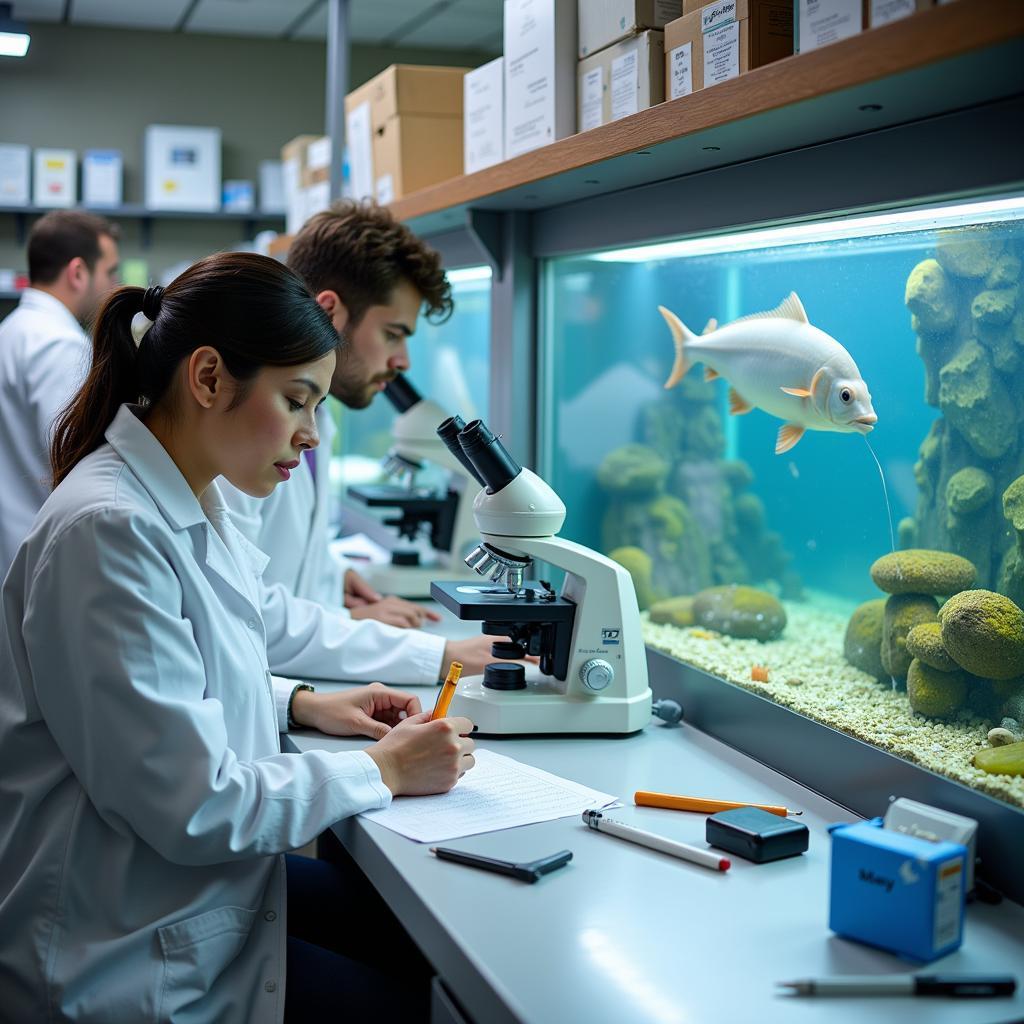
[643,592,1024,810]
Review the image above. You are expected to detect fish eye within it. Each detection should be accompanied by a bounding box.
[840,388,852,403]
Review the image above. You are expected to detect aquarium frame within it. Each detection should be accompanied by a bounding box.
[647,648,1024,906]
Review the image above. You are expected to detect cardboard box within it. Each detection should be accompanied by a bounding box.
[504,0,577,159]
[281,135,321,231]
[82,149,122,207]
[345,65,467,202]
[145,125,220,211]
[665,0,792,97]
[0,144,31,206]
[868,0,931,27]
[795,0,866,52]
[578,30,665,132]
[579,0,681,57]
[33,148,76,208]
[465,57,505,174]
[372,115,464,204]
[304,136,331,186]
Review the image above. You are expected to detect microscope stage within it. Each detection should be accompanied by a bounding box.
[348,484,446,512]
[431,581,576,623]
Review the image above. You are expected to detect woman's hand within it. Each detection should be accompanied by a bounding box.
[290,682,422,740]
[441,634,538,678]
[365,713,476,796]
[350,595,441,629]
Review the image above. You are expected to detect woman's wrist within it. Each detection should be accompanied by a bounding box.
[289,687,320,730]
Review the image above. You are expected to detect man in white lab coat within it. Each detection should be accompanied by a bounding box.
[221,202,502,682]
[0,209,120,575]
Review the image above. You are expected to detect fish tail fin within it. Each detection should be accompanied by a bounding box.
[658,306,695,389]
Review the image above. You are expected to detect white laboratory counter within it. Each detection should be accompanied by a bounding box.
[284,626,1024,1024]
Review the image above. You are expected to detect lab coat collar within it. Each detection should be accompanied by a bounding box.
[18,287,87,338]
[105,404,208,532]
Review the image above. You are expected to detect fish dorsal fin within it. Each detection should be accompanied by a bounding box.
[704,366,721,382]
[775,423,806,455]
[701,318,718,335]
[728,292,809,327]
[729,388,753,416]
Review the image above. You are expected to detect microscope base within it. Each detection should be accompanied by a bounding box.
[359,561,478,600]
[449,674,652,735]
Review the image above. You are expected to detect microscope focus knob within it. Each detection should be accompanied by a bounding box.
[580,659,614,692]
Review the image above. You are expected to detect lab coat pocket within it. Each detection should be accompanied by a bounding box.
[156,905,256,1022]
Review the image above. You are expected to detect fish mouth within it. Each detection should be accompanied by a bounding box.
[850,415,877,434]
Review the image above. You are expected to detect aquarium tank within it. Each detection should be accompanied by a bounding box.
[540,196,1024,809]
[329,265,492,534]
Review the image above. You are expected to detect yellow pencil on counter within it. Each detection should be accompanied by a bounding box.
[634,791,802,817]
[430,661,463,721]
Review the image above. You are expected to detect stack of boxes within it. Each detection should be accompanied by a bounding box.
[577,2,679,131]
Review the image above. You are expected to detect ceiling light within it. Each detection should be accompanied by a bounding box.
[0,3,30,58]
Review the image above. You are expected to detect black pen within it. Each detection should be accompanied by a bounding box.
[778,974,1017,998]
[429,846,572,883]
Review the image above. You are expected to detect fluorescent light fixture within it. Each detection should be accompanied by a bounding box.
[446,265,492,284]
[0,4,30,57]
[587,195,1024,263]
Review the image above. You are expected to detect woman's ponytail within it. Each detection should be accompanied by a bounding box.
[50,287,144,487]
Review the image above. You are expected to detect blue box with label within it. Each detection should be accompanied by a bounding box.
[828,818,966,962]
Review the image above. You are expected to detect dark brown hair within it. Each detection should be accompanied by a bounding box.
[28,210,119,285]
[51,252,338,486]
[287,200,453,326]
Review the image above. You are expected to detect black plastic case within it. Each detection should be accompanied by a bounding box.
[705,806,809,863]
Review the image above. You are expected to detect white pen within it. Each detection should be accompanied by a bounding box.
[582,810,730,872]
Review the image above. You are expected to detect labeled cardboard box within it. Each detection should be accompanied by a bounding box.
[0,144,30,207]
[795,0,867,52]
[145,125,220,211]
[868,0,932,27]
[33,148,76,208]
[465,57,505,174]
[578,30,665,132]
[281,134,322,233]
[345,64,467,203]
[504,0,577,159]
[665,0,792,98]
[579,0,681,57]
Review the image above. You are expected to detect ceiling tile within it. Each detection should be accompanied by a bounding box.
[393,0,499,49]
[72,0,193,30]
[187,0,311,37]
[11,0,64,21]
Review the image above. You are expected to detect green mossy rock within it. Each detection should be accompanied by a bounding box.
[905,259,955,333]
[907,659,968,720]
[897,517,917,550]
[986,253,1022,289]
[971,288,1017,327]
[938,341,1017,460]
[882,594,939,680]
[938,590,1024,679]
[946,468,994,517]
[935,234,1003,278]
[648,596,695,627]
[609,546,656,611]
[973,740,1024,776]
[843,598,886,680]
[721,460,754,492]
[905,622,959,672]
[1004,476,1024,533]
[596,444,668,496]
[734,492,765,533]
[692,585,786,642]
[870,549,976,595]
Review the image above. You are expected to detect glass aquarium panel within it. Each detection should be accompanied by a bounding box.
[541,197,1024,808]
[329,266,492,531]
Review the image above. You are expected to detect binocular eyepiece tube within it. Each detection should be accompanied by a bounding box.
[436,417,522,495]
[383,374,423,414]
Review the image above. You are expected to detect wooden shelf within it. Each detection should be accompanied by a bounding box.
[0,204,284,222]
[384,0,1022,237]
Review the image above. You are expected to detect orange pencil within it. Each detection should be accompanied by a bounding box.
[634,791,801,817]
[430,662,463,721]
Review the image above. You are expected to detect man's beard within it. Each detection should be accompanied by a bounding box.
[331,331,394,409]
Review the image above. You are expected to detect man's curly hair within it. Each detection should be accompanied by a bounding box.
[287,200,453,326]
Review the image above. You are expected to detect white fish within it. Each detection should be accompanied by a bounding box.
[658,292,878,454]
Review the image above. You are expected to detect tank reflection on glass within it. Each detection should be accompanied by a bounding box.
[541,197,1024,809]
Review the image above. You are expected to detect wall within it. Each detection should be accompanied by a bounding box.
[0,22,495,283]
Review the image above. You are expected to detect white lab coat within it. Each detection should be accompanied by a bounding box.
[0,288,90,577]
[0,405,395,1023]
[220,403,445,684]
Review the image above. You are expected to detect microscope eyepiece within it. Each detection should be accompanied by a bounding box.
[383,374,422,414]
[437,415,486,485]
[457,419,522,495]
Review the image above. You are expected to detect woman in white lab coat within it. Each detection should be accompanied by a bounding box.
[0,253,474,1023]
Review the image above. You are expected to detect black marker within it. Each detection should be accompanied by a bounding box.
[429,846,572,883]
[778,974,1017,998]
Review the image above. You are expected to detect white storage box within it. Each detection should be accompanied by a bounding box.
[33,149,76,208]
[144,125,221,211]
[795,0,865,53]
[83,149,122,207]
[259,160,285,214]
[464,57,505,174]
[0,144,30,206]
[579,0,681,57]
[222,180,255,213]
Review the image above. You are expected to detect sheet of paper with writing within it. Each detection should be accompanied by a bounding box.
[361,748,619,843]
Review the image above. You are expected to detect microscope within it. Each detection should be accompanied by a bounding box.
[430,417,652,735]
[345,375,479,598]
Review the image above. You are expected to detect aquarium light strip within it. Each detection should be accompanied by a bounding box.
[587,196,1024,263]
[446,266,493,284]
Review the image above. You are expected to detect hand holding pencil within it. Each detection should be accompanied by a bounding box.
[431,661,463,721]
